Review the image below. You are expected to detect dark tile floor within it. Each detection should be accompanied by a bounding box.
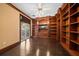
[0,37,70,56]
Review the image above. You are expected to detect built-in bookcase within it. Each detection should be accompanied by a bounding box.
[56,8,61,42]
[61,3,70,48]
[60,3,79,56]
[49,16,57,40]
[69,3,79,55]
[32,20,37,36]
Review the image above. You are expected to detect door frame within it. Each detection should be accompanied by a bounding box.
[19,14,31,42]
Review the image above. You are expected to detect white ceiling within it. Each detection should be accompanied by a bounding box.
[12,3,62,19]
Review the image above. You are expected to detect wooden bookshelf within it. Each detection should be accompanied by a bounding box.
[36,17,49,38]
[59,3,79,56]
[49,16,57,39]
[56,8,61,41]
[32,19,37,37]
[69,3,79,55]
[61,4,70,49]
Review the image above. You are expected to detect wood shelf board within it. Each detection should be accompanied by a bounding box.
[61,4,68,10]
[70,10,79,17]
[63,16,69,21]
[49,29,56,30]
[62,36,69,39]
[62,31,69,33]
[70,31,79,34]
[49,26,56,27]
[61,42,79,56]
[50,32,56,33]
[70,22,79,25]
[70,3,79,9]
[51,33,56,35]
[71,40,79,45]
[62,24,69,27]
[50,23,56,24]
[62,10,69,17]
[49,27,56,28]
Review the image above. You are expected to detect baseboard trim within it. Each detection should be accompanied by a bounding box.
[0,41,20,55]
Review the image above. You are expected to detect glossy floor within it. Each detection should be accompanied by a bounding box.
[1,37,70,56]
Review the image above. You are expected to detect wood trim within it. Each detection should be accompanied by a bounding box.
[0,42,20,55]
[7,3,32,20]
[20,14,31,24]
[19,14,21,42]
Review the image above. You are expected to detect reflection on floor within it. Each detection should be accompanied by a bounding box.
[0,37,70,56]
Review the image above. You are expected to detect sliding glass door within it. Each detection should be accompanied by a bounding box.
[21,22,30,41]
